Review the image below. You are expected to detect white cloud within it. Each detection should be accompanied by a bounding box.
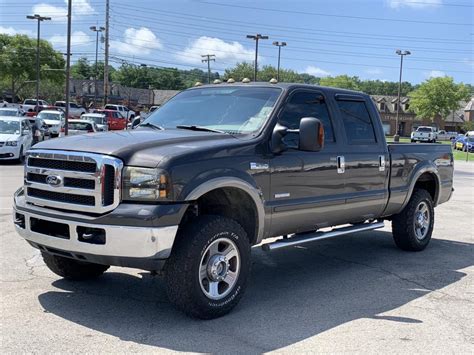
[305,66,331,77]
[388,0,442,9]
[175,36,254,65]
[49,31,91,47]
[427,70,446,78]
[0,26,33,36]
[32,0,96,22]
[366,68,383,75]
[111,27,163,55]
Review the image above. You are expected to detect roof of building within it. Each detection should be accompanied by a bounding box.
[464,98,474,111]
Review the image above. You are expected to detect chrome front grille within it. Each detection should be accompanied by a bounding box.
[25,150,123,214]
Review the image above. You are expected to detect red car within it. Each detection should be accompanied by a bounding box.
[94,109,127,130]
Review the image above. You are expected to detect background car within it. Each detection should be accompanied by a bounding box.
[67,119,98,136]
[0,116,33,162]
[0,107,24,117]
[411,126,437,143]
[36,110,65,138]
[104,104,135,120]
[455,136,474,152]
[20,99,50,114]
[28,117,50,144]
[80,113,108,131]
[93,109,127,130]
[54,101,86,118]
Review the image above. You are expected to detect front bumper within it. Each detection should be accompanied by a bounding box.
[13,189,186,270]
[0,146,20,160]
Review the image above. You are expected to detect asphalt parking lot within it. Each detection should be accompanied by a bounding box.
[1,161,473,353]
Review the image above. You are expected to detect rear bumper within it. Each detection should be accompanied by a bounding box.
[13,189,186,270]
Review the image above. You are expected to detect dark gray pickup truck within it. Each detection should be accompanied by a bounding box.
[13,83,454,319]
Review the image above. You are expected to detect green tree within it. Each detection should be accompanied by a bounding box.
[0,34,65,102]
[223,62,254,81]
[319,75,360,90]
[409,77,471,119]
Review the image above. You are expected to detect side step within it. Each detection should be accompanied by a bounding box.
[261,221,385,251]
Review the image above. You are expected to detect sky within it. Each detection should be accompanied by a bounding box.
[0,0,473,84]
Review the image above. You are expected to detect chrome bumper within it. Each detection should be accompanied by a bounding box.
[13,197,178,261]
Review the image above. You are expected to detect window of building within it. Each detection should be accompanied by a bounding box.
[379,102,385,111]
[394,103,399,112]
[337,100,377,144]
[278,91,335,147]
[404,103,410,110]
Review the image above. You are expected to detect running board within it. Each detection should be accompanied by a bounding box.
[261,221,385,251]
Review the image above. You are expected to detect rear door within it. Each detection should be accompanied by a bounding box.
[334,94,389,221]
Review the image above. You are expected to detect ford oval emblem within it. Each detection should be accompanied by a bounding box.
[46,175,62,187]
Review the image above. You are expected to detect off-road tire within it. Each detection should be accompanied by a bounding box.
[165,215,251,319]
[42,252,109,280]
[392,189,434,251]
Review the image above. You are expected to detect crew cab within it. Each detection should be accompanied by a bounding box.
[411,126,437,143]
[21,99,50,114]
[13,83,453,319]
[93,109,127,130]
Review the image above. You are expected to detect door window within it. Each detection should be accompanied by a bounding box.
[337,100,376,144]
[279,91,335,148]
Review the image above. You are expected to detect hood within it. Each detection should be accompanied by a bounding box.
[0,133,20,142]
[32,128,240,167]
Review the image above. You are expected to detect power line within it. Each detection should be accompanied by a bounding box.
[199,1,473,26]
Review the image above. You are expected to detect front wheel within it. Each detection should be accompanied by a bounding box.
[165,215,251,319]
[392,189,434,251]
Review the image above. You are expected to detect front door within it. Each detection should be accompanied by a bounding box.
[268,89,346,237]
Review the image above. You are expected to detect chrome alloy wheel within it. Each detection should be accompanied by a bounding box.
[414,201,430,240]
[199,237,240,300]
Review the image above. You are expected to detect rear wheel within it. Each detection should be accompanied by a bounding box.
[165,215,251,319]
[42,252,109,280]
[392,189,434,251]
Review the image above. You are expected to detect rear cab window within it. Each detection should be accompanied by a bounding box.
[335,96,377,145]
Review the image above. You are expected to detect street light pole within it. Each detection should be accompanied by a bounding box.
[246,34,268,81]
[26,14,51,114]
[394,49,411,142]
[90,26,105,105]
[272,41,287,81]
[201,54,216,84]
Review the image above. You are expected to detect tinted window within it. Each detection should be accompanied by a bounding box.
[417,127,432,132]
[337,100,376,144]
[69,122,92,130]
[279,91,334,147]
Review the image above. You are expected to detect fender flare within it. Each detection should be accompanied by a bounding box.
[401,163,441,209]
[185,177,266,244]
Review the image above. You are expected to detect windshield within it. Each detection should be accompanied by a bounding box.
[69,122,92,130]
[82,115,104,124]
[145,87,282,134]
[417,127,432,132]
[0,120,20,134]
[38,112,61,121]
[0,109,18,116]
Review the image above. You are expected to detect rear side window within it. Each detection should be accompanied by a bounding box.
[337,100,376,144]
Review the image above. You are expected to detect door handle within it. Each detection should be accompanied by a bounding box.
[379,155,386,172]
[337,156,345,174]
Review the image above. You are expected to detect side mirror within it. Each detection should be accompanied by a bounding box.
[271,122,289,154]
[299,117,324,152]
[131,117,141,129]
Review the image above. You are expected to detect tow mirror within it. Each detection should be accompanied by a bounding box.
[299,117,324,152]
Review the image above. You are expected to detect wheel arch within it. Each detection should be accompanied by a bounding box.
[402,165,441,209]
[181,177,265,245]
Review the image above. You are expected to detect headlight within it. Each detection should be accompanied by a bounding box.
[122,167,169,201]
[6,141,18,146]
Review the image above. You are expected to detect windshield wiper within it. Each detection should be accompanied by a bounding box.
[138,122,164,130]
[176,125,227,134]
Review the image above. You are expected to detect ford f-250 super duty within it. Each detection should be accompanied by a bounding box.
[13,83,454,319]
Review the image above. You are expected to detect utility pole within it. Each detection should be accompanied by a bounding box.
[394,49,411,142]
[64,0,72,136]
[246,34,268,81]
[104,0,110,105]
[201,54,216,84]
[26,14,51,113]
[272,41,287,82]
[90,26,105,105]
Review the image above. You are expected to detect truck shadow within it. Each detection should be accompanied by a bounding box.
[38,231,472,352]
